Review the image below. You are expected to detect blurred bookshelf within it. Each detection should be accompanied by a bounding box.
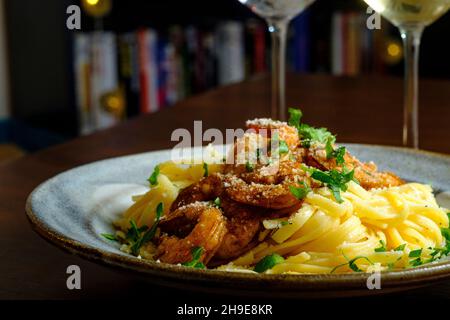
[3,0,450,148]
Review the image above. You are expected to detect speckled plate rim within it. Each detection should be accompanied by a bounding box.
[25,144,450,297]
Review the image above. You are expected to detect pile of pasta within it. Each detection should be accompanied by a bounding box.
[114,160,223,231]
[227,181,449,274]
[115,160,449,274]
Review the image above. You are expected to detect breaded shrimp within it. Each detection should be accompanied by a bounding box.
[170,174,224,211]
[224,174,306,209]
[156,203,227,265]
[214,197,261,260]
[246,118,299,149]
[303,144,404,189]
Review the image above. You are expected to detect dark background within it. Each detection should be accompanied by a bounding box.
[1,0,450,152]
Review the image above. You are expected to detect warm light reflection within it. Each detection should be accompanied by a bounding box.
[86,0,100,5]
[81,0,112,18]
[387,43,401,57]
[383,39,403,65]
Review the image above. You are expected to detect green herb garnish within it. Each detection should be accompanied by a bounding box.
[410,258,423,267]
[278,140,289,154]
[213,197,221,208]
[441,227,450,242]
[148,165,160,186]
[310,168,355,203]
[270,132,288,155]
[288,108,303,127]
[130,202,163,255]
[409,249,422,258]
[126,219,147,242]
[203,163,209,177]
[182,246,206,269]
[325,138,346,166]
[254,254,285,273]
[245,161,254,172]
[331,256,373,273]
[394,244,406,251]
[101,233,118,242]
[374,240,387,252]
[289,181,311,200]
[298,124,335,146]
[288,108,335,146]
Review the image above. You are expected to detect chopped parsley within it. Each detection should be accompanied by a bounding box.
[129,202,164,255]
[331,256,373,273]
[279,140,289,154]
[325,138,346,166]
[442,227,450,242]
[298,124,335,146]
[409,249,422,258]
[288,108,336,146]
[254,254,285,273]
[348,256,373,272]
[182,246,206,269]
[203,163,209,177]
[394,244,406,251]
[410,258,423,267]
[213,197,221,208]
[374,240,387,252]
[288,108,303,127]
[101,233,118,242]
[270,132,288,155]
[245,161,254,172]
[148,165,160,186]
[408,226,450,267]
[289,181,311,200]
[126,219,148,243]
[310,168,356,203]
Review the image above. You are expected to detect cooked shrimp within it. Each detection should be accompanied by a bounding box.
[225,121,298,177]
[238,158,304,185]
[303,144,404,189]
[214,197,261,260]
[155,203,227,265]
[224,132,269,176]
[224,174,305,209]
[170,174,224,211]
[246,118,299,149]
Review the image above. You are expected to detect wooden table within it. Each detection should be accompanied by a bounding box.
[1,74,450,302]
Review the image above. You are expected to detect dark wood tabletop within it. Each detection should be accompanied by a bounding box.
[1,74,450,302]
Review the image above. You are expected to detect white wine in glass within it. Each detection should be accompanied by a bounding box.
[365,0,449,26]
[364,0,449,148]
[237,0,316,120]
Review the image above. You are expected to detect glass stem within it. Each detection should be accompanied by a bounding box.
[399,26,423,149]
[268,19,288,121]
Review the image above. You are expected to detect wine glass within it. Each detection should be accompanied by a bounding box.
[237,0,316,120]
[364,0,449,149]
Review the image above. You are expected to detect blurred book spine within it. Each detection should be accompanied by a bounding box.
[71,13,392,133]
[118,32,140,117]
[216,21,245,86]
[137,29,159,114]
[331,11,381,76]
[91,32,120,129]
[73,33,93,135]
[291,11,310,73]
[72,22,256,133]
